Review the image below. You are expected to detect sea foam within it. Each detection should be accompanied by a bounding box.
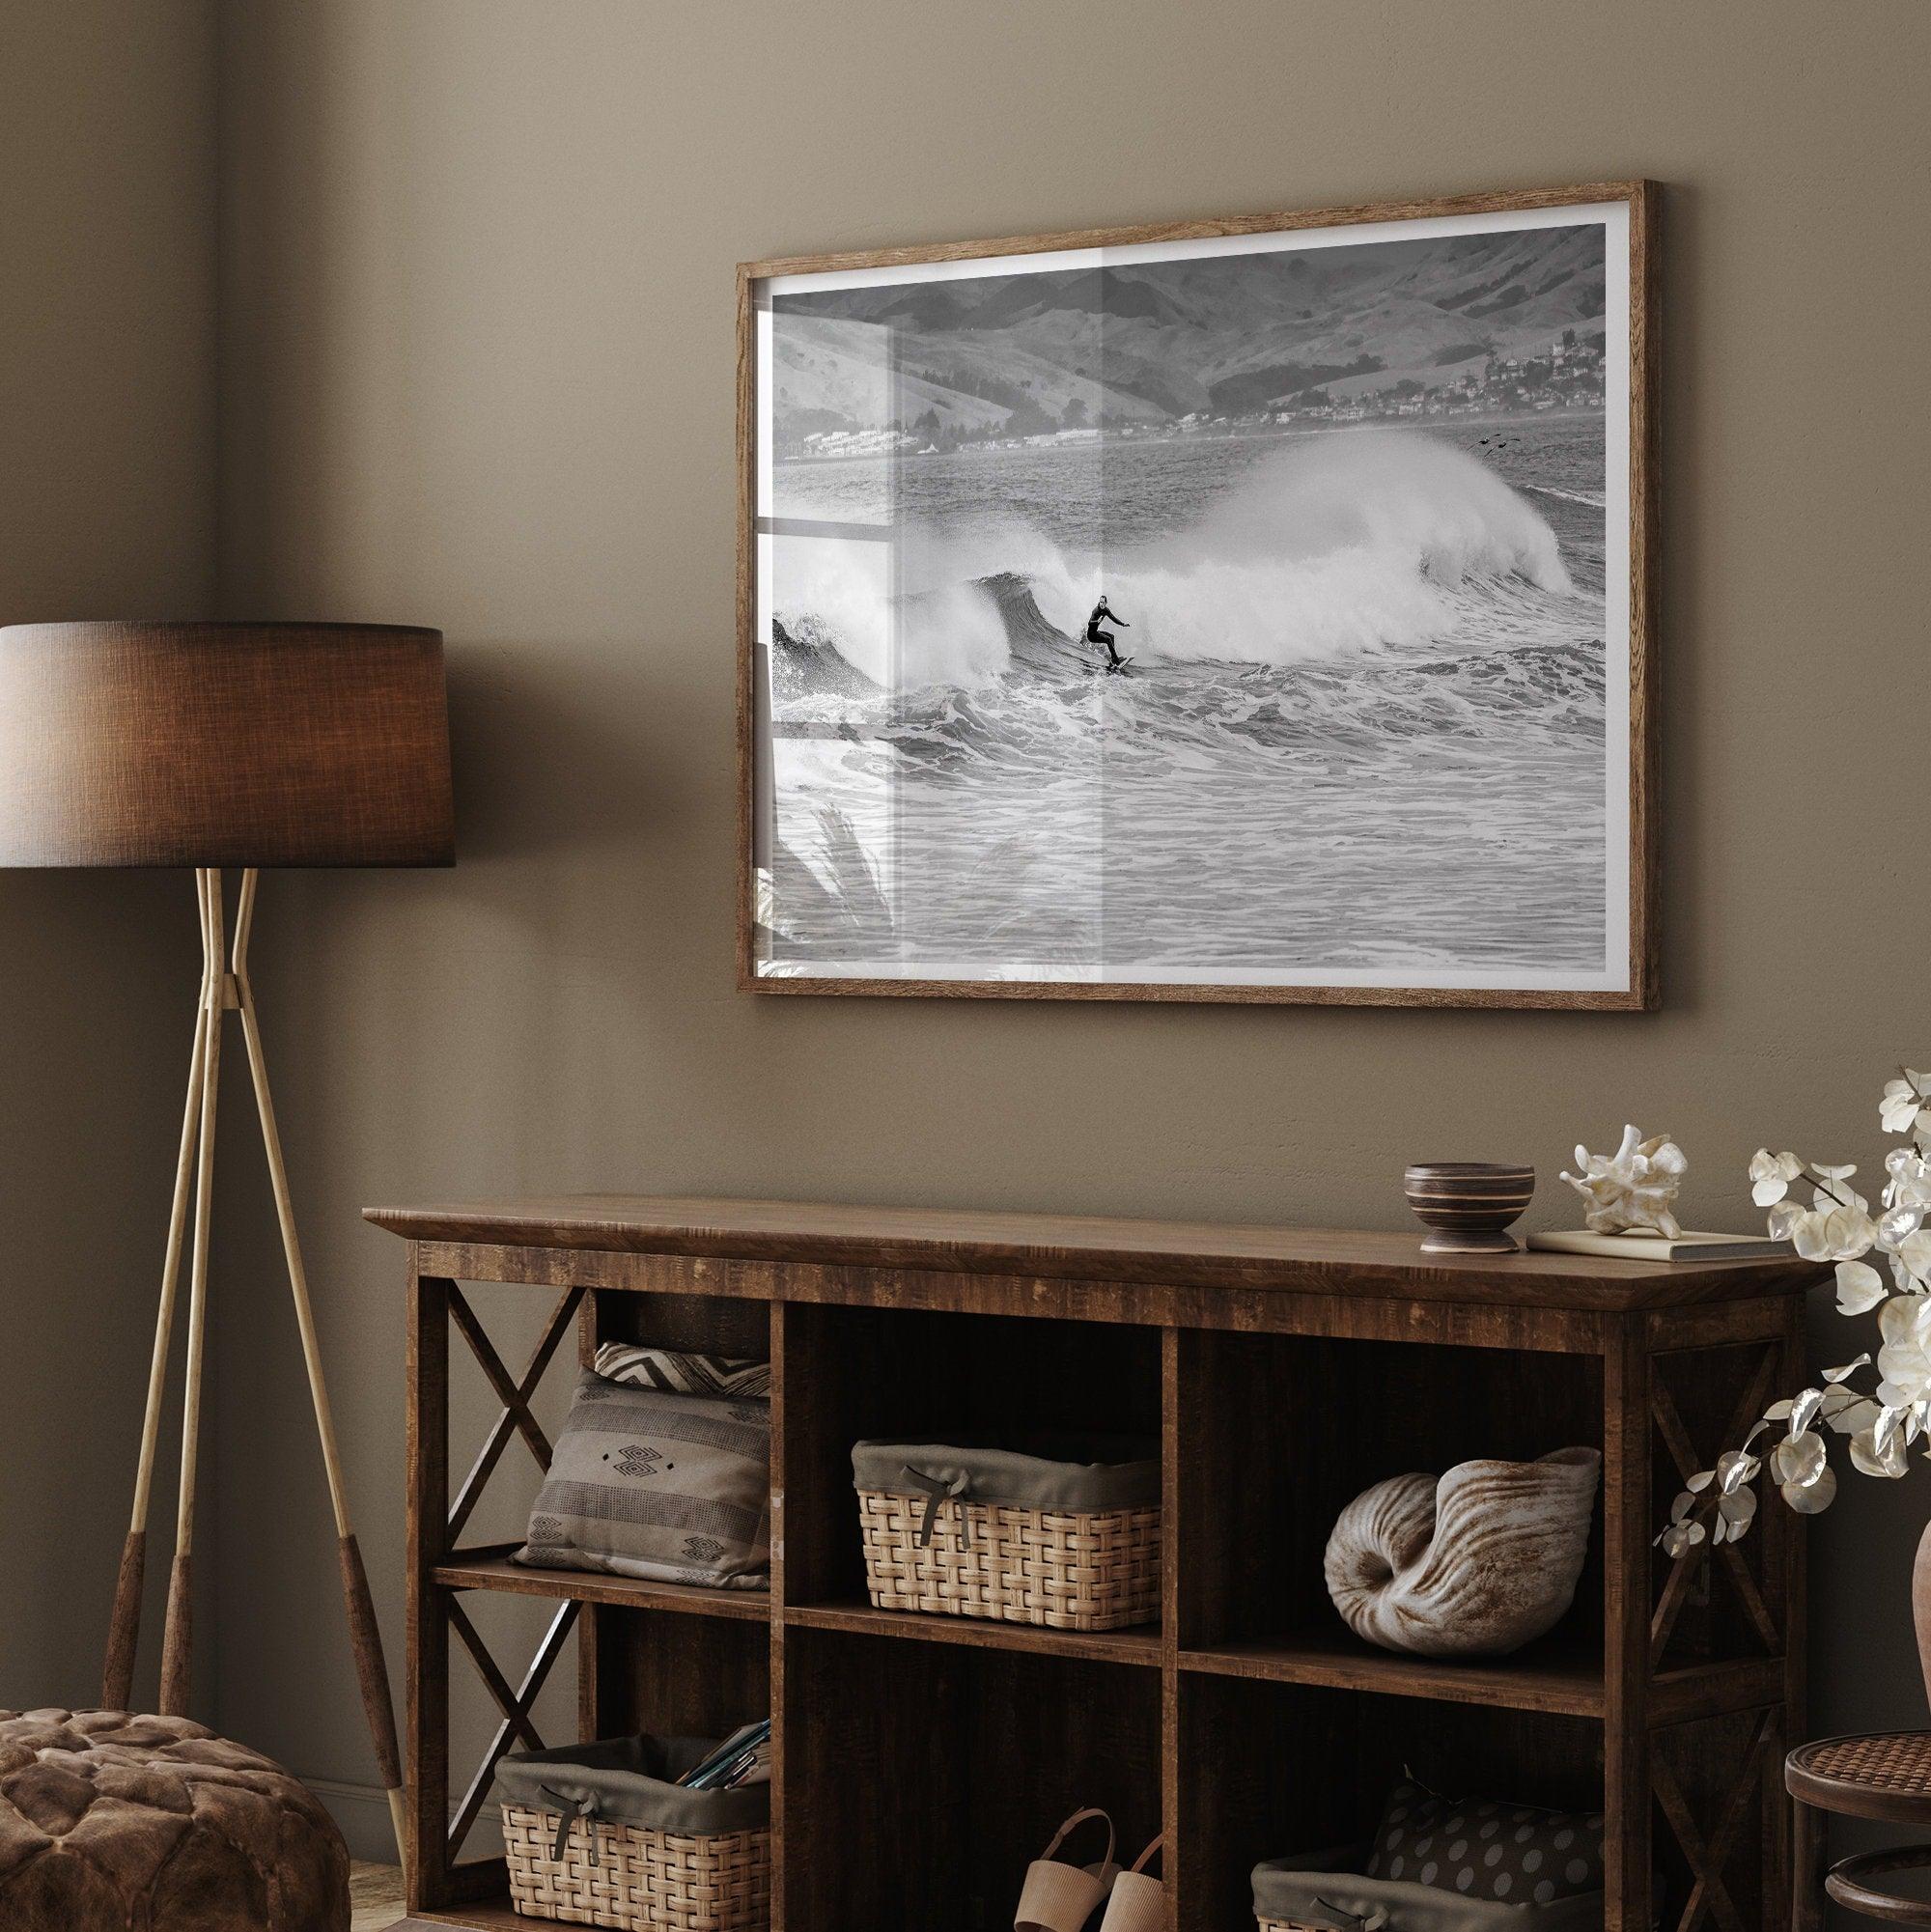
[771,430,1581,686]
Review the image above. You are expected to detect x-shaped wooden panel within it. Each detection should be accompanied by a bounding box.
[446,1598,579,1860]
[446,1283,584,1543]
[1650,1345,1781,1666]
[435,1283,589,1862]
[1652,1709,1777,1932]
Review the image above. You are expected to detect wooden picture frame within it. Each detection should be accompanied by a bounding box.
[738,182,1658,1008]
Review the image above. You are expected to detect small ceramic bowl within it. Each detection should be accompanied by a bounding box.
[1404,1162,1536,1254]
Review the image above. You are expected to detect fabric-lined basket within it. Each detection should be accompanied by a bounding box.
[1252,1842,1605,1932]
[851,1435,1161,1632]
[497,1733,770,1932]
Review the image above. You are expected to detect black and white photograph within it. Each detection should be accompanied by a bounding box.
[744,192,1649,1002]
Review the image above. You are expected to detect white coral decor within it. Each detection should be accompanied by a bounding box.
[1658,1067,1931,1560]
[1560,1124,1688,1236]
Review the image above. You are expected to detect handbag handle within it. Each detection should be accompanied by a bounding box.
[1128,1834,1163,1876]
[1040,1806,1116,1871]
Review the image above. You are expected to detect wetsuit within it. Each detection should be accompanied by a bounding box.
[1085,601,1130,666]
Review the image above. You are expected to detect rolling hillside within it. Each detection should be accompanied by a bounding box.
[770,313,1169,439]
[770,223,1607,434]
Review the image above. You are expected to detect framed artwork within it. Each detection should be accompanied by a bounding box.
[738,182,1657,1007]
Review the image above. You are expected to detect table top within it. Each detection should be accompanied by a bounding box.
[364,1193,1822,1311]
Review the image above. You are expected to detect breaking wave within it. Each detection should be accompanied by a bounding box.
[768,428,1605,787]
[772,432,1585,687]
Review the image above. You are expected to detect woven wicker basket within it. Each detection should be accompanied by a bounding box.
[1257,1918,1319,1932]
[502,1803,770,1932]
[855,1486,1161,1632]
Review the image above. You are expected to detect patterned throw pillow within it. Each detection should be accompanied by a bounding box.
[594,1342,771,1399]
[1366,1780,1605,1903]
[517,1368,770,1590]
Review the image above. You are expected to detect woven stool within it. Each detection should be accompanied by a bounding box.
[1786,1732,1931,1929]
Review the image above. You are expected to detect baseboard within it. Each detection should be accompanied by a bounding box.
[306,1776,493,1868]
[305,1776,401,1865]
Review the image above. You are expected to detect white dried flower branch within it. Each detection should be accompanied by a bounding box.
[1659,1067,1931,1559]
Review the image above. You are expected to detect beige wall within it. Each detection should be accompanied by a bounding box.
[185,0,1931,1856]
[0,0,215,1716]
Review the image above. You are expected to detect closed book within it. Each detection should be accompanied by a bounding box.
[1528,1229,1793,1262]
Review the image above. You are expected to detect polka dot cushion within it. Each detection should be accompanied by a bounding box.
[1365,1779,1605,1905]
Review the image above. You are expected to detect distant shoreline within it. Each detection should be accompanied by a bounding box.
[774,407,1607,467]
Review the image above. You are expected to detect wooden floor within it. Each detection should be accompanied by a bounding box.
[350,1863,406,1932]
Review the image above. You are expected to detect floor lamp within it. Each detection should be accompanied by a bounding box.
[0,620,454,1865]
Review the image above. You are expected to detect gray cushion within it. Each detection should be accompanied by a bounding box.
[1366,1781,1604,1904]
[517,1370,770,1590]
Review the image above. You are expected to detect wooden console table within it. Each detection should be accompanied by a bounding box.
[366,1195,1820,1932]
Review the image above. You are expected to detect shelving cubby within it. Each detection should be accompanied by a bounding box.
[375,1194,1817,1932]
[782,1628,1162,1932]
[775,1301,1162,1627]
[1173,1330,1606,1699]
[1175,1674,1606,1931]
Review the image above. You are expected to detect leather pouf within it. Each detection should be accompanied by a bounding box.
[0,1709,350,1932]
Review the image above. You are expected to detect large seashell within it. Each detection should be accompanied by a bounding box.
[1323,1447,1602,1656]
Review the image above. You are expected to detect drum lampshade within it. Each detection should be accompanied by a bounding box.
[0,621,454,866]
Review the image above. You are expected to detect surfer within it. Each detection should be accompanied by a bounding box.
[1085,595,1130,670]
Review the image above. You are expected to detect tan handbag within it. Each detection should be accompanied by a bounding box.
[1016,1808,1120,1932]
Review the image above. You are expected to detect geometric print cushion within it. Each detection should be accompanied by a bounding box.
[516,1369,770,1591]
[594,1342,771,1399]
[1366,1779,1606,1903]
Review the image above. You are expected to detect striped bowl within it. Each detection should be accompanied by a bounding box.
[1403,1162,1536,1254]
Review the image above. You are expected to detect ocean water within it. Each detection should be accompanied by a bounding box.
[758,418,1611,985]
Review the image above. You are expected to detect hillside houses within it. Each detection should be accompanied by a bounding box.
[779,327,1609,458]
